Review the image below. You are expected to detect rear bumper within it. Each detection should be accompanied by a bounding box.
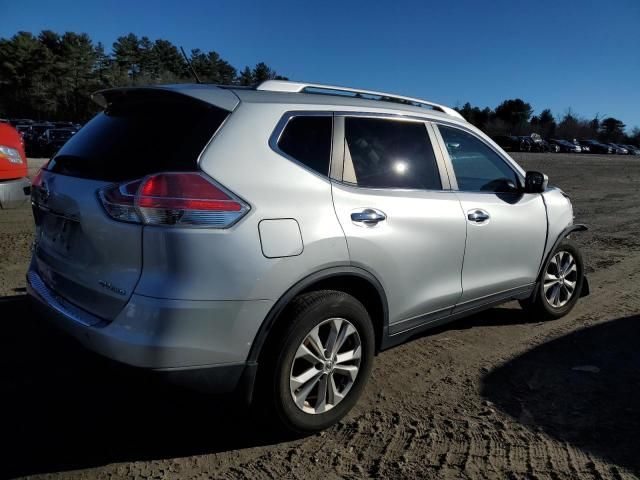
[0,177,30,208]
[27,269,272,394]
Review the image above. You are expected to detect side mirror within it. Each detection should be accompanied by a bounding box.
[524,171,548,193]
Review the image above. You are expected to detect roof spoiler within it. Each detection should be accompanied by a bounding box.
[92,84,239,112]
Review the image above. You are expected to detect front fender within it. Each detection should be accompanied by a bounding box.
[533,223,589,301]
[537,223,588,280]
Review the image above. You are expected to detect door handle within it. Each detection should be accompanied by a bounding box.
[467,209,490,223]
[351,208,387,226]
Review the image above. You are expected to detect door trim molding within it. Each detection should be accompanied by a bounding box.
[383,283,535,349]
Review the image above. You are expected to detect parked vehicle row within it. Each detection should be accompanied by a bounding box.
[0,118,82,157]
[492,134,639,155]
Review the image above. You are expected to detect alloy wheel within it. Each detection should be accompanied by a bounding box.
[544,251,578,308]
[289,318,361,414]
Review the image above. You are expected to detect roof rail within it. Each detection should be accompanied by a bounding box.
[256,80,465,121]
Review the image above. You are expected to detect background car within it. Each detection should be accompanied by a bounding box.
[22,122,55,156]
[9,118,34,127]
[15,125,31,144]
[516,136,534,152]
[35,128,78,157]
[572,139,589,152]
[529,134,553,153]
[621,144,640,155]
[0,123,30,208]
[491,135,522,151]
[53,121,82,130]
[578,140,613,154]
[549,139,581,153]
[607,143,629,155]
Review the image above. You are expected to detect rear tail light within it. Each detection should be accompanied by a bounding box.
[0,145,23,164]
[98,172,249,228]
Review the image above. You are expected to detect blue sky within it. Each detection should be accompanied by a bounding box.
[3,0,639,129]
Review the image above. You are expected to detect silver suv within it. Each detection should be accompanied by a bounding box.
[27,81,589,432]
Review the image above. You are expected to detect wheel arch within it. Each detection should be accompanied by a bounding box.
[247,266,389,365]
[537,223,587,282]
[530,223,590,304]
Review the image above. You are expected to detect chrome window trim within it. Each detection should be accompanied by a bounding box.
[268,111,334,182]
[429,121,459,190]
[431,121,526,194]
[332,112,452,193]
[425,122,452,190]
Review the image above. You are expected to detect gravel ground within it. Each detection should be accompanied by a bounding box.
[1,153,639,479]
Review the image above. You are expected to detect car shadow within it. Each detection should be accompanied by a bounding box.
[481,314,640,475]
[0,296,289,478]
[450,305,543,329]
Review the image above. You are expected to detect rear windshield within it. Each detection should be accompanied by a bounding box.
[47,92,229,181]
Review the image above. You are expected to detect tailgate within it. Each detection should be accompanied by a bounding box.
[33,171,142,320]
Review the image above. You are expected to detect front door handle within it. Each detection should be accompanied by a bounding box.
[351,208,387,226]
[467,209,490,223]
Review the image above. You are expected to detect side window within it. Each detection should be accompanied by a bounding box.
[438,125,520,193]
[277,115,332,176]
[343,117,441,190]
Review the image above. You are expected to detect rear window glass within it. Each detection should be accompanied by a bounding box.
[47,92,229,181]
[277,115,332,176]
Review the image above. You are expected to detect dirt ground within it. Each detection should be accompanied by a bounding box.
[1,153,639,479]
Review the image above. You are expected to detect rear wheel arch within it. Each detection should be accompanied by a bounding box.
[247,267,388,365]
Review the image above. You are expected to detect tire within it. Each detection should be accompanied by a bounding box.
[256,290,374,434]
[520,238,584,320]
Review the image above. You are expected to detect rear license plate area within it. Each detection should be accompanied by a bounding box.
[38,213,78,256]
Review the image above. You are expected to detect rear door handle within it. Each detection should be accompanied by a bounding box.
[351,208,387,226]
[467,209,490,223]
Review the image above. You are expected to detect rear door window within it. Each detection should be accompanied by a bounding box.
[343,117,441,190]
[47,91,229,182]
[277,115,332,176]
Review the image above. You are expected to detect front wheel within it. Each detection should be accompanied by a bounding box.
[520,238,584,319]
[256,290,375,434]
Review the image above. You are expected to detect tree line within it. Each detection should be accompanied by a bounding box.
[455,99,639,145]
[0,30,638,145]
[0,31,286,122]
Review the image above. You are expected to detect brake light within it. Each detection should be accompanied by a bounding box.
[98,172,249,228]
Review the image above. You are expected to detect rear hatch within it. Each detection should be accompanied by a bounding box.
[32,87,234,320]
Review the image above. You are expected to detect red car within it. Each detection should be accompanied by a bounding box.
[0,123,30,208]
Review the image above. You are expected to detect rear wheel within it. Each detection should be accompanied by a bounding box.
[256,290,374,433]
[520,238,584,319]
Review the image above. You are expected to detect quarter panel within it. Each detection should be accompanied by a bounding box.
[135,102,350,302]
